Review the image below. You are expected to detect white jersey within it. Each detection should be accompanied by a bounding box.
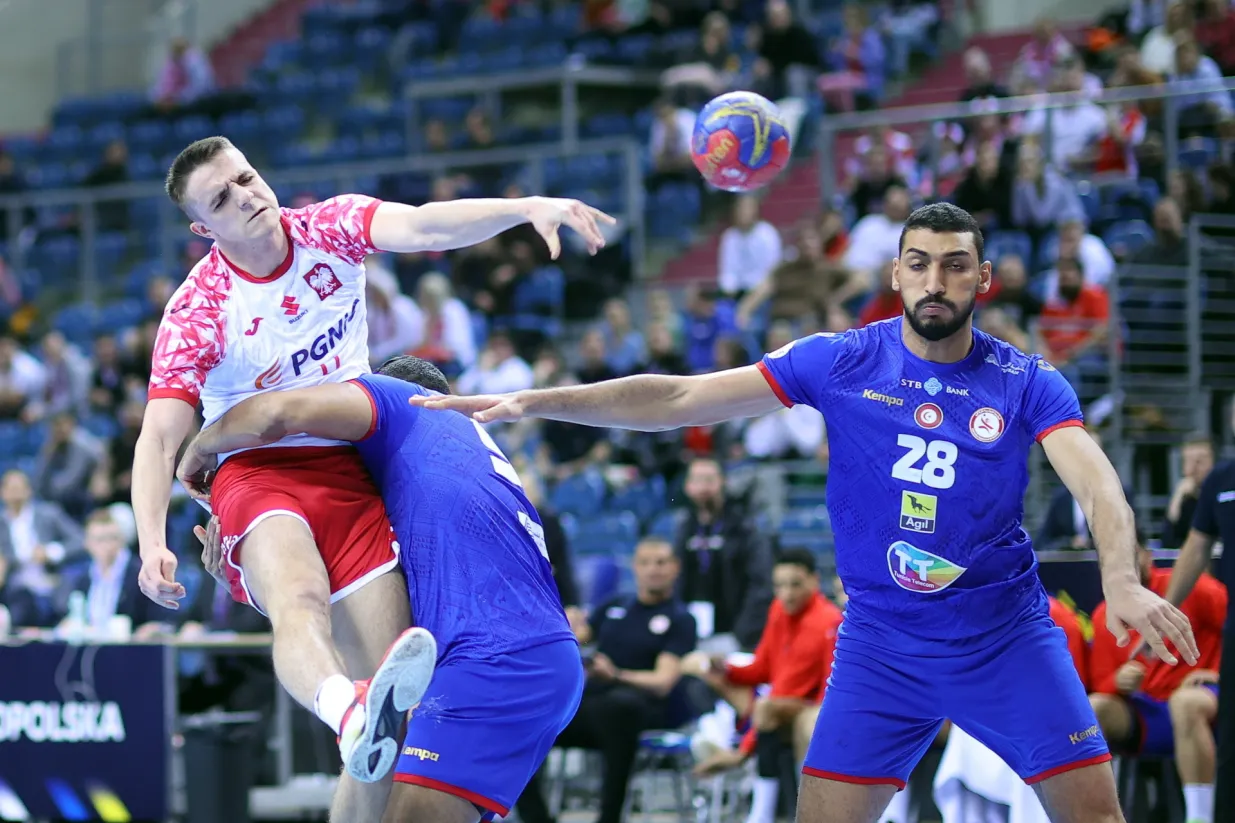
[149,194,382,459]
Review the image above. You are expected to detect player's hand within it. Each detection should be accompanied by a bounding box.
[193,516,227,588]
[138,547,186,609]
[589,652,618,680]
[1104,580,1198,666]
[177,443,217,502]
[525,197,616,259]
[1114,661,1146,694]
[410,392,527,424]
[693,748,747,776]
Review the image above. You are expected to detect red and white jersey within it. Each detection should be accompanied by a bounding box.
[149,194,383,459]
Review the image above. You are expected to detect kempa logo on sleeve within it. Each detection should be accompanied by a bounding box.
[0,701,126,743]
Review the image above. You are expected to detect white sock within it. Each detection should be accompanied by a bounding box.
[313,674,356,734]
[745,777,779,823]
[1183,783,1213,822]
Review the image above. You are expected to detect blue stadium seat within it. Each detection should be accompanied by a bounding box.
[549,472,607,519]
[83,414,120,441]
[1178,137,1218,171]
[173,116,215,143]
[512,266,565,315]
[646,508,681,539]
[1103,220,1154,258]
[985,230,1032,265]
[0,422,26,457]
[608,476,668,523]
[94,299,146,335]
[575,554,620,609]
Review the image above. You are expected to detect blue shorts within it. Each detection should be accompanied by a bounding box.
[1128,684,1220,757]
[803,613,1111,788]
[393,638,584,818]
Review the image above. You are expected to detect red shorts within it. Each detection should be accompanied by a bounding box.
[211,445,399,613]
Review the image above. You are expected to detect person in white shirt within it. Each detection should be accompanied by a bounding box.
[365,257,422,366]
[0,336,47,421]
[457,331,535,397]
[408,272,478,371]
[141,136,612,818]
[1041,219,1117,300]
[844,184,910,289]
[718,196,783,297]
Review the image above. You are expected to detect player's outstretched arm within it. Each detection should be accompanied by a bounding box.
[1042,425,1199,665]
[189,384,375,461]
[132,398,197,607]
[414,366,786,431]
[369,196,615,258]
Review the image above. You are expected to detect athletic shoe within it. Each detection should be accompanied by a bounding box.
[338,627,438,782]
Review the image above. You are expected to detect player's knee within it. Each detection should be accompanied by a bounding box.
[1168,686,1215,727]
[1088,694,1131,742]
[268,581,331,626]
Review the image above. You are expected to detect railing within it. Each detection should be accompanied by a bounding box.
[0,137,648,305]
[55,0,196,99]
[814,78,1235,205]
[402,64,663,156]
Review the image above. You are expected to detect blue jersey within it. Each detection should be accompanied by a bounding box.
[351,374,575,658]
[758,320,1083,648]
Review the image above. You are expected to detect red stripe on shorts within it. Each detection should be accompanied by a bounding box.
[393,774,509,817]
[801,766,906,790]
[1023,752,1113,784]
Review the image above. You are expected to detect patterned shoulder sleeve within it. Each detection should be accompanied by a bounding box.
[147,265,228,406]
[288,194,384,265]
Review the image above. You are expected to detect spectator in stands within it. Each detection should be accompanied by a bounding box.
[1011,17,1074,93]
[1196,0,1235,74]
[978,306,1032,351]
[857,261,902,327]
[407,271,477,374]
[51,508,171,635]
[423,118,450,153]
[1089,541,1226,823]
[149,37,216,113]
[1038,256,1111,375]
[1038,426,1127,549]
[1132,196,1189,265]
[91,399,143,507]
[818,3,884,111]
[1142,1,1194,75]
[34,412,102,521]
[959,47,1007,102]
[600,298,646,376]
[881,0,939,80]
[577,329,620,385]
[736,221,862,332]
[683,286,738,373]
[520,470,585,636]
[83,139,129,232]
[0,152,29,239]
[1163,432,1216,547]
[1126,0,1168,40]
[456,330,533,396]
[985,254,1042,333]
[365,259,420,366]
[1091,98,1149,180]
[674,457,773,653]
[718,196,783,299]
[751,0,821,101]
[687,550,843,823]
[847,140,910,220]
[515,537,696,823]
[951,141,1013,231]
[1011,145,1082,240]
[1169,36,1233,137]
[1021,70,1106,171]
[87,335,127,414]
[661,13,741,106]
[25,331,88,423]
[0,336,46,421]
[641,323,689,376]
[647,97,698,191]
[1043,219,1117,300]
[1207,163,1235,216]
[0,551,39,629]
[743,324,826,458]
[1170,168,1208,222]
[0,469,80,602]
[846,184,910,290]
[646,289,683,346]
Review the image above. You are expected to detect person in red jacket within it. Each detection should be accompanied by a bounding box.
[1088,543,1226,818]
[684,549,844,823]
[1049,595,1090,686]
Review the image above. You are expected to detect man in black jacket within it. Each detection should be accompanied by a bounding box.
[673,457,773,652]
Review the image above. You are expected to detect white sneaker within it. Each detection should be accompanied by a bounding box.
[337,627,438,782]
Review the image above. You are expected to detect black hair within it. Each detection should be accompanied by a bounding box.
[899,202,986,263]
[775,548,818,575]
[166,136,234,213]
[376,355,451,394]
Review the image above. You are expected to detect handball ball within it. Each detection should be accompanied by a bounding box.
[691,91,791,193]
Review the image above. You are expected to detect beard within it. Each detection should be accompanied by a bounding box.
[903,293,977,342]
[1059,284,1082,302]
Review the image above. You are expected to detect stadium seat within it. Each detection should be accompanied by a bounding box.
[575,554,621,608]
[984,230,1032,266]
[608,476,668,524]
[646,508,682,539]
[1103,220,1154,258]
[573,511,640,556]
[549,472,607,519]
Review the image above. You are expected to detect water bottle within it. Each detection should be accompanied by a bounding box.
[65,590,87,644]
